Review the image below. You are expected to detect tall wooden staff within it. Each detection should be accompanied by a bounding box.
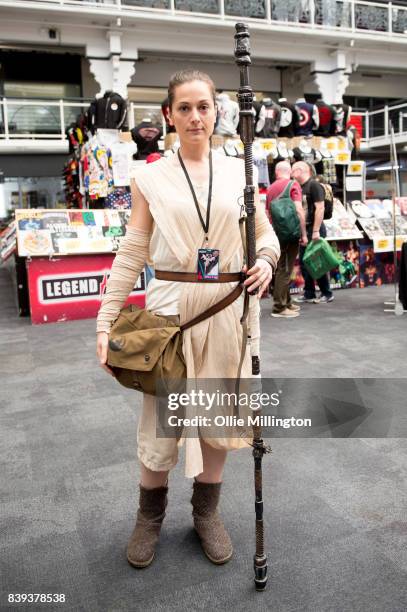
[234,22,269,591]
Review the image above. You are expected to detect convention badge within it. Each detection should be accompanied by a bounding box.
[197,248,220,280]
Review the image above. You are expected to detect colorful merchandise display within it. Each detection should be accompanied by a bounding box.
[62,93,136,209]
[15,208,131,257]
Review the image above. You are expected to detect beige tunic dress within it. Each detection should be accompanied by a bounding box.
[133,150,279,478]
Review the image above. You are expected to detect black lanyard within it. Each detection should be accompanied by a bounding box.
[177,149,213,241]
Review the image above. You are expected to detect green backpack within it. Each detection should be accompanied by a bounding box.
[270,180,301,243]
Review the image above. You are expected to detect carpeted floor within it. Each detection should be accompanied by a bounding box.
[1,264,406,612]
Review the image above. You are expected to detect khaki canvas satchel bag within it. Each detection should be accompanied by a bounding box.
[107,276,244,395]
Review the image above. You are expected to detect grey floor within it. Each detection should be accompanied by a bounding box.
[1,264,407,612]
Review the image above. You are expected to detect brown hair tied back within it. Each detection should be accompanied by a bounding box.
[168,69,216,110]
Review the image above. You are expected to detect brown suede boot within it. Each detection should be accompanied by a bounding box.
[191,481,233,564]
[126,485,168,568]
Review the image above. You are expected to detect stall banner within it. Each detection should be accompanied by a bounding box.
[27,254,145,324]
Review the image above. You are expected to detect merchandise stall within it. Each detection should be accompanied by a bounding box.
[350,198,407,288]
[164,129,368,293]
[3,89,406,320]
[13,208,145,324]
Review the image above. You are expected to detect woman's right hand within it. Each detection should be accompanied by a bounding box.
[96,332,115,377]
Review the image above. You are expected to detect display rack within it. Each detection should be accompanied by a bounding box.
[12,208,145,324]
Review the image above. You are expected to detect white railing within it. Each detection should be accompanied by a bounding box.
[0,98,165,140]
[364,101,407,144]
[2,96,407,147]
[0,99,89,140]
[4,0,407,36]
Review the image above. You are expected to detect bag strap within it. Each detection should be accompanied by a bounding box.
[180,282,244,331]
[276,179,294,201]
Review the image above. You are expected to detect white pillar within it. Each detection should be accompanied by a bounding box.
[87,31,138,99]
[311,51,352,104]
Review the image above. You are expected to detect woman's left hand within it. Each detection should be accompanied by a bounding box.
[243,258,273,298]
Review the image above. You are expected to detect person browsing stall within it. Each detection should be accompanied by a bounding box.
[291,161,334,304]
[267,160,307,318]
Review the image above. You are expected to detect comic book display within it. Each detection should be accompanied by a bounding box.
[323,200,363,241]
[15,209,131,257]
[351,198,407,255]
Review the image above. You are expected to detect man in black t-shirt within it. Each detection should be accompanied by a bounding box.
[291,162,334,304]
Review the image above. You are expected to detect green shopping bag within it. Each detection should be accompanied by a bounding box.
[303,239,342,280]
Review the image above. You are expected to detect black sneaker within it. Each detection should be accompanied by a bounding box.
[319,295,334,303]
[293,295,320,304]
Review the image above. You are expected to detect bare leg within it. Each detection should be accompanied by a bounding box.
[195,439,227,483]
[140,463,169,489]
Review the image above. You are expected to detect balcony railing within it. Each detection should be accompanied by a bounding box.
[0,99,89,139]
[365,101,407,142]
[1,96,407,148]
[0,98,164,140]
[5,0,407,36]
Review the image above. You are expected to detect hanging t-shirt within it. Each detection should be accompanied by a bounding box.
[110,141,137,186]
[257,100,281,138]
[314,100,336,137]
[322,158,337,184]
[295,101,318,136]
[278,101,300,138]
[215,94,240,137]
[332,104,351,136]
[91,92,127,130]
[86,143,113,199]
[254,157,270,187]
[252,101,263,125]
[131,122,162,160]
[293,146,318,165]
[105,187,132,210]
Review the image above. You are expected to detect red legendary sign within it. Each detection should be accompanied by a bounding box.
[27,254,146,324]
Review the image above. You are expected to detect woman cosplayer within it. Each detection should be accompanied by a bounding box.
[96,70,280,568]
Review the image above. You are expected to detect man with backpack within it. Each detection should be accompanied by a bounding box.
[267,161,307,318]
[291,161,334,304]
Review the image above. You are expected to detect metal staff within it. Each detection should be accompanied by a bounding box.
[234,22,269,592]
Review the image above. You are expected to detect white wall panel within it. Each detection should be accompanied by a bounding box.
[130,57,281,93]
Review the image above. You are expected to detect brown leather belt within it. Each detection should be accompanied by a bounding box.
[155,270,243,283]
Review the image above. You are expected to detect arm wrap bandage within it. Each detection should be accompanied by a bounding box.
[96,226,151,334]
